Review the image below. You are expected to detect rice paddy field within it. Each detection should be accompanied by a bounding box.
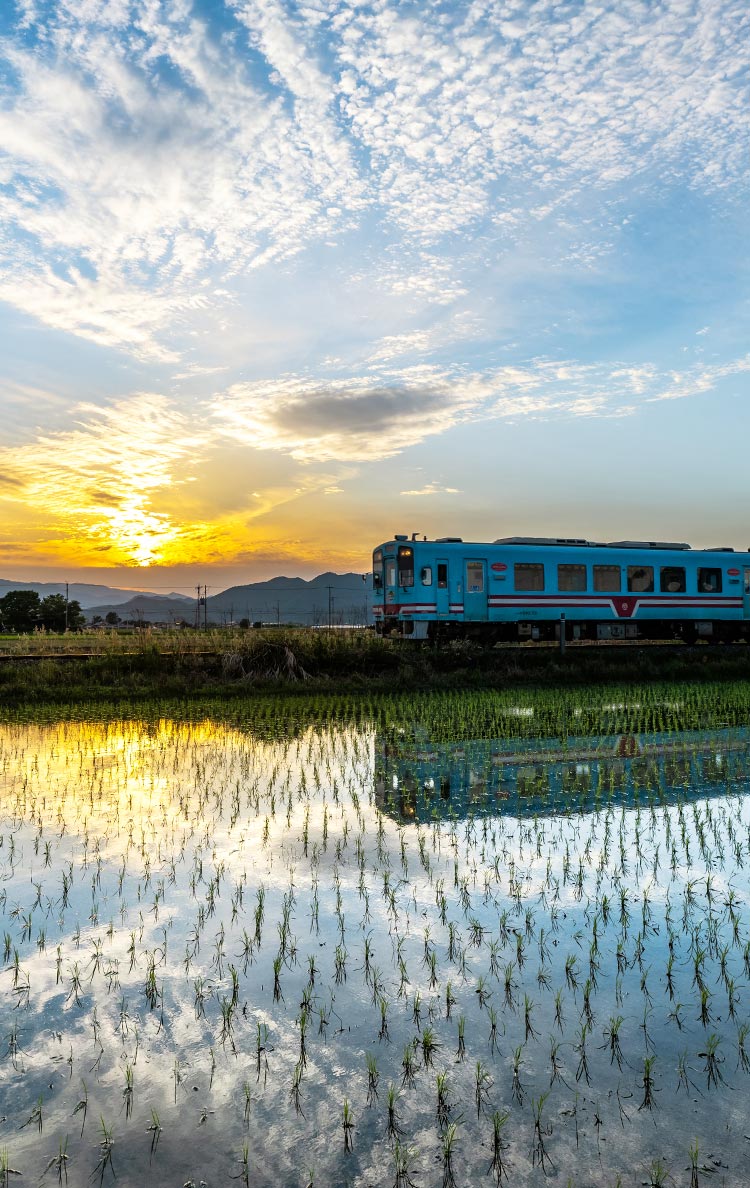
[2,682,750,1187]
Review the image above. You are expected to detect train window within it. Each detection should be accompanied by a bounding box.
[420,566,432,586]
[467,562,484,592]
[593,565,621,592]
[698,567,722,593]
[437,563,448,588]
[660,566,686,593]
[397,546,414,587]
[386,561,396,586]
[627,566,654,593]
[558,564,586,591]
[515,563,544,591]
[373,549,383,590]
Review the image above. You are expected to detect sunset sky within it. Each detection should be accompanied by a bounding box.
[1,0,749,592]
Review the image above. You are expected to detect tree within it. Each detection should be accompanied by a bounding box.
[0,590,41,633]
[39,594,86,633]
[105,611,121,626]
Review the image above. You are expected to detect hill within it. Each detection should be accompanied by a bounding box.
[86,572,373,625]
[0,578,193,610]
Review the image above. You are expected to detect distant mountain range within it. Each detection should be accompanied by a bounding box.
[0,578,194,610]
[0,572,374,625]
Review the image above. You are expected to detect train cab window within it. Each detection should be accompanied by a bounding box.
[373,549,383,590]
[420,566,433,586]
[386,560,396,587]
[558,564,586,591]
[660,566,686,593]
[397,546,414,587]
[514,563,544,591]
[627,565,654,593]
[593,565,621,592]
[698,567,722,593]
[437,563,448,588]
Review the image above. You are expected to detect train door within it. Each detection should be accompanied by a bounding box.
[464,560,488,620]
[436,559,449,617]
[744,568,750,618]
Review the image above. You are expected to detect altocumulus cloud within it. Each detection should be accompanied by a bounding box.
[0,0,749,358]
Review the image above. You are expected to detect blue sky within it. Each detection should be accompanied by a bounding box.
[0,0,748,588]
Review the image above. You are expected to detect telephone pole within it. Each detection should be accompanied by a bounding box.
[65,581,69,633]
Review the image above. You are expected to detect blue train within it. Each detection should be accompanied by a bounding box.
[372,535,750,643]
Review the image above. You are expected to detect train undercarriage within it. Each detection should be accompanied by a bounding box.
[377,617,750,645]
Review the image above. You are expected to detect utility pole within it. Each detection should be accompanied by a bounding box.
[327,585,333,630]
[275,601,281,626]
[204,585,208,630]
[195,585,202,630]
[65,581,69,633]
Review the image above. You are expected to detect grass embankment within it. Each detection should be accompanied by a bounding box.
[1,627,750,704]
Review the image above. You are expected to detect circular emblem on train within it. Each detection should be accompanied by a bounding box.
[621,601,628,611]
[490,562,507,571]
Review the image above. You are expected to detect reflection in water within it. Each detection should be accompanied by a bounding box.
[1,707,750,1187]
[375,726,750,823]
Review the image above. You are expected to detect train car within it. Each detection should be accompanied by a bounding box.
[371,535,750,643]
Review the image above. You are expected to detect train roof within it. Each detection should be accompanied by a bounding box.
[381,536,748,554]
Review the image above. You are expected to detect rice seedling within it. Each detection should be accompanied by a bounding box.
[236,1140,250,1188]
[487,1109,510,1185]
[386,1084,403,1142]
[366,1052,379,1105]
[648,1156,669,1187]
[21,1095,43,1134]
[92,1117,114,1184]
[146,1109,161,1157]
[421,1026,439,1068]
[475,1060,492,1116]
[639,1055,658,1110]
[441,1121,460,1188]
[392,1141,419,1188]
[531,1091,554,1172]
[401,1043,418,1088]
[41,1135,69,1185]
[699,1034,725,1089]
[342,1098,354,1151]
[511,1045,525,1104]
[435,1069,452,1129]
[121,1063,133,1120]
[603,1015,625,1070]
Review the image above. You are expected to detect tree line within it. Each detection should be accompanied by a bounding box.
[0,590,86,633]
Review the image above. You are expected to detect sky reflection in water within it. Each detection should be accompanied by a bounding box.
[1,706,749,1186]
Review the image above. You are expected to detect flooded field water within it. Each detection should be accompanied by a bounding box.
[2,687,750,1187]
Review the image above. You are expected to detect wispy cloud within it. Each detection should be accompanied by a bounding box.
[400,483,461,497]
[0,345,746,567]
[0,394,207,565]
